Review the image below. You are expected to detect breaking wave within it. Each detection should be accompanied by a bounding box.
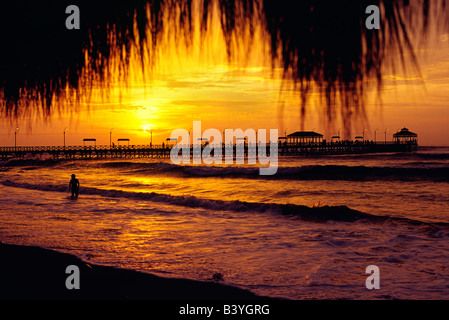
[2,179,448,230]
[99,161,449,182]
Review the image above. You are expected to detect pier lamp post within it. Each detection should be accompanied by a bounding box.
[63,127,68,149]
[384,128,389,143]
[284,128,288,146]
[14,127,19,150]
[189,128,192,147]
[374,128,378,142]
[363,128,367,142]
[222,129,226,147]
[110,128,114,149]
[338,128,342,139]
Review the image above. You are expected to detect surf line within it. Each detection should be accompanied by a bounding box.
[169,121,278,175]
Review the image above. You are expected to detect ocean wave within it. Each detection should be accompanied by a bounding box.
[1,178,375,222]
[268,165,449,182]
[0,158,63,167]
[341,150,449,161]
[413,152,449,160]
[2,179,448,230]
[3,155,449,182]
[402,161,448,166]
[122,163,449,182]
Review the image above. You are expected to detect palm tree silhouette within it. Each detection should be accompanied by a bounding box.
[0,0,447,131]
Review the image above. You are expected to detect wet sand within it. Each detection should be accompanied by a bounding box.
[0,242,267,300]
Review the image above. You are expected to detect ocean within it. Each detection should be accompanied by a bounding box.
[1,146,449,299]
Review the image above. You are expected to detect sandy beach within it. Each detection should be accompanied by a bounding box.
[0,241,267,300]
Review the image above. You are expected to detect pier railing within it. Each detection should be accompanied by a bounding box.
[0,144,168,152]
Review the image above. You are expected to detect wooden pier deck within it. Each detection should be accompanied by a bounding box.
[0,140,417,161]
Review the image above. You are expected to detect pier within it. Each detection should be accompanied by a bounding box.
[0,128,418,161]
[0,140,418,161]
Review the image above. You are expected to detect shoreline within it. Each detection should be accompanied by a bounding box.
[0,241,272,300]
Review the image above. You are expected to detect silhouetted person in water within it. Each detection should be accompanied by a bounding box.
[69,174,79,198]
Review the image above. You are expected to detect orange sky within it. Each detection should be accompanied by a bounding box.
[1,17,449,147]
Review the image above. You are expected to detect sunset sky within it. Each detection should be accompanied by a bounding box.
[1,17,449,147]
